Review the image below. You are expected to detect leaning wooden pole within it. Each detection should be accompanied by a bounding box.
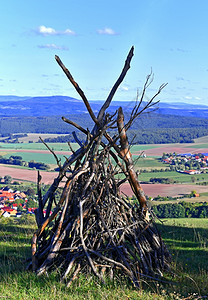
[117,107,149,219]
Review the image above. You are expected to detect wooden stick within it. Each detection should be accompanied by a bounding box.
[97,47,134,123]
[117,107,149,219]
[55,55,99,125]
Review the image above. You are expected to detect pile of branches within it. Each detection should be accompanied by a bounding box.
[29,47,171,288]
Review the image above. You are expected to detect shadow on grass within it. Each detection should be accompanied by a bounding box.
[157,223,208,263]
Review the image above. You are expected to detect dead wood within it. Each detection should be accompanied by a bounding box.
[29,47,171,288]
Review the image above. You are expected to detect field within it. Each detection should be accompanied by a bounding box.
[0,142,79,151]
[18,133,68,143]
[3,151,67,165]
[0,164,59,184]
[1,140,208,200]
[121,182,208,198]
[139,170,208,183]
[0,216,207,299]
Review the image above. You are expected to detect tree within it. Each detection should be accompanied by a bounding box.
[4,175,12,184]
[190,190,197,197]
[26,187,36,197]
[26,198,37,209]
[191,176,196,183]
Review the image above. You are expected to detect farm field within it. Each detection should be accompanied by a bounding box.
[0,142,79,151]
[0,164,59,184]
[18,133,69,143]
[139,170,208,183]
[3,151,67,165]
[1,140,208,200]
[121,182,208,198]
[152,195,208,205]
[0,216,207,299]
[1,140,208,157]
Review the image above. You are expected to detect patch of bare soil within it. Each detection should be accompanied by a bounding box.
[120,182,208,198]
[0,165,59,184]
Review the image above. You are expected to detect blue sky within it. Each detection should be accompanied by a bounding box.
[0,0,208,105]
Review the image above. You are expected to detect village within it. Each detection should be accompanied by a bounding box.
[162,152,208,174]
[0,185,38,218]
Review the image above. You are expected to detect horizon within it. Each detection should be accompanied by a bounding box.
[1,1,208,106]
[1,94,208,108]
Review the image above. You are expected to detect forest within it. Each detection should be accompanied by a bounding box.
[1,111,208,144]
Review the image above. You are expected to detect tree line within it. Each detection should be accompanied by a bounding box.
[152,201,208,218]
[0,155,50,170]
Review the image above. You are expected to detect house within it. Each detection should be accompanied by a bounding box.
[2,211,11,217]
[2,187,14,193]
[194,193,200,197]
[12,203,18,210]
[16,212,22,218]
[184,170,201,175]
[27,207,37,214]
[20,192,27,199]
[0,207,17,217]
[162,158,171,164]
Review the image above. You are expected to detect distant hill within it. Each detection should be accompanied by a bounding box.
[157,102,208,118]
[1,95,208,144]
[1,95,208,118]
[0,95,31,102]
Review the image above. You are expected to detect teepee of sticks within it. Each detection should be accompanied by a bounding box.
[30,47,171,288]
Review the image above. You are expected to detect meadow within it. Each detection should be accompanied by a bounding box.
[0,142,79,151]
[139,170,208,184]
[3,151,66,166]
[0,216,207,299]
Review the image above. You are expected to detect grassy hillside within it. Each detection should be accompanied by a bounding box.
[194,135,208,143]
[0,216,207,299]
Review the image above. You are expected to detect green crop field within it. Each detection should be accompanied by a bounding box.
[0,216,207,299]
[3,152,67,166]
[130,145,160,152]
[0,142,79,152]
[139,170,208,183]
[134,157,165,169]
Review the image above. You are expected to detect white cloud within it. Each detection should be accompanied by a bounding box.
[38,44,69,50]
[184,96,202,101]
[64,29,75,35]
[119,86,129,91]
[38,25,56,35]
[184,96,192,99]
[97,27,117,35]
[37,25,75,36]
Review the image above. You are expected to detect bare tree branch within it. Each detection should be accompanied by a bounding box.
[55,55,99,125]
[97,46,134,123]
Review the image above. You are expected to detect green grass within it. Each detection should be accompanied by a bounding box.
[0,142,79,151]
[130,145,161,152]
[0,216,208,299]
[134,157,165,169]
[139,170,208,183]
[3,152,67,165]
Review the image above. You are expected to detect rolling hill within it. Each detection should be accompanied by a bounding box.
[1,95,208,118]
